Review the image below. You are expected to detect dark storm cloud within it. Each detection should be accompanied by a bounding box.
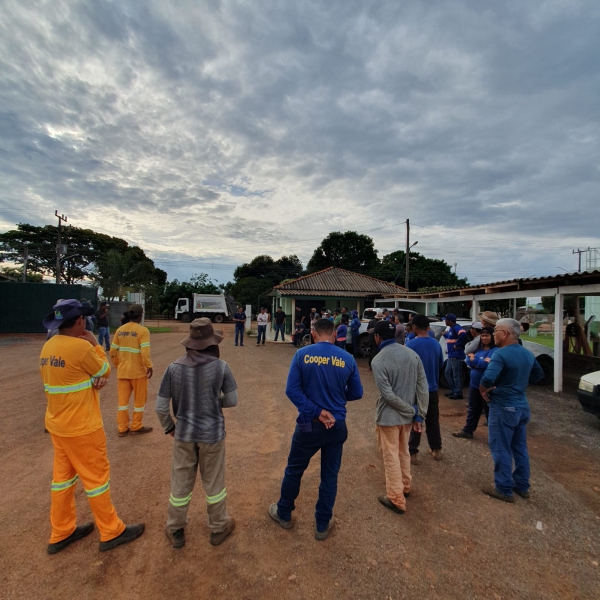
[0,0,599,284]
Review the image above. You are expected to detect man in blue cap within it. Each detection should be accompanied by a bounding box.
[442,314,467,399]
[349,310,361,358]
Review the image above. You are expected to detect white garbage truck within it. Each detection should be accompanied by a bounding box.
[174,294,237,324]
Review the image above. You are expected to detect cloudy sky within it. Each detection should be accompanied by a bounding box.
[1,0,599,287]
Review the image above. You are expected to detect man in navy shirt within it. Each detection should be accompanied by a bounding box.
[480,319,544,502]
[269,319,363,540]
[407,315,445,462]
[233,307,246,347]
[442,313,467,399]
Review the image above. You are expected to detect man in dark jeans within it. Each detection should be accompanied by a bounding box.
[233,307,246,347]
[406,315,445,463]
[269,319,363,540]
[95,302,111,351]
[273,306,286,341]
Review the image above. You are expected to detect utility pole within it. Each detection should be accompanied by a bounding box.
[55,211,68,284]
[572,248,584,273]
[22,243,28,282]
[404,219,410,290]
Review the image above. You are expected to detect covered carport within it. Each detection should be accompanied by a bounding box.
[375,270,600,393]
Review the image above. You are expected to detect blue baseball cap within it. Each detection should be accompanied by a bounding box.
[444,313,457,322]
[43,299,94,330]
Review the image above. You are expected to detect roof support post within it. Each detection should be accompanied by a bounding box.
[553,293,564,393]
[472,299,479,322]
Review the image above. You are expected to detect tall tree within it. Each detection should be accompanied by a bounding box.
[234,254,303,284]
[306,231,379,273]
[378,250,467,291]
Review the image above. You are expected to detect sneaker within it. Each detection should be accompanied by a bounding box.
[166,527,185,549]
[482,486,514,503]
[410,453,420,465]
[130,426,153,435]
[452,431,473,439]
[430,449,443,461]
[378,495,405,515]
[210,518,235,546]
[513,487,530,499]
[315,519,334,541]
[448,394,464,400]
[47,522,94,555]
[234,344,238,346]
[118,429,129,437]
[99,523,145,551]
[268,503,293,529]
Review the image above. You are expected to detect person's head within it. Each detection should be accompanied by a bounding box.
[405,322,413,332]
[295,319,301,326]
[392,308,399,315]
[396,314,404,324]
[412,314,430,334]
[470,321,482,337]
[341,316,349,324]
[180,318,224,357]
[296,306,301,312]
[444,313,457,327]
[493,318,520,347]
[238,306,244,312]
[478,311,499,329]
[260,307,266,313]
[277,306,282,312]
[334,308,340,315]
[128,303,144,323]
[311,307,316,313]
[100,301,107,308]
[381,308,389,316]
[480,327,495,349]
[408,313,414,322]
[373,320,396,346]
[312,318,335,342]
[351,310,358,318]
[342,307,348,313]
[43,299,94,336]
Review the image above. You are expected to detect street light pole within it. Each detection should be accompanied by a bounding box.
[405,219,410,290]
[55,211,68,284]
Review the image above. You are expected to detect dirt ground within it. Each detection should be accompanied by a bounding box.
[1,322,600,600]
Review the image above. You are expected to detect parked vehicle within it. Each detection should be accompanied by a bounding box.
[577,371,600,419]
[174,294,236,324]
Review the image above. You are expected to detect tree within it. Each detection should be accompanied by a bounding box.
[378,250,467,292]
[233,254,303,284]
[230,277,274,314]
[0,266,43,282]
[93,248,157,300]
[478,298,526,318]
[0,223,129,283]
[306,232,379,273]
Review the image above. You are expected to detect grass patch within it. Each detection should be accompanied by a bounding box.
[523,333,555,349]
[147,326,172,333]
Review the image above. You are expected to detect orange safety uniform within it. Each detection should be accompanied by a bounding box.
[40,336,126,543]
[110,322,153,433]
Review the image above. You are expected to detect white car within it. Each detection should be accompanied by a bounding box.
[578,371,600,419]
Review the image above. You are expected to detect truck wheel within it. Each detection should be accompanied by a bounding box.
[213,314,224,324]
[358,334,371,357]
[181,313,191,323]
[534,355,553,385]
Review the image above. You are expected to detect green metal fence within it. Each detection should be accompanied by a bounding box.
[0,283,97,333]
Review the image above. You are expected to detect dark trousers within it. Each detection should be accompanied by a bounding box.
[336,340,347,351]
[445,357,464,396]
[256,325,266,344]
[351,334,359,357]
[234,325,244,345]
[277,420,348,532]
[463,386,489,434]
[274,323,285,341]
[488,405,531,496]
[409,391,441,454]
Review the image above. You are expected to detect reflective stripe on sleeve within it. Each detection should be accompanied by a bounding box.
[133,407,145,413]
[206,488,227,505]
[92,362,109,378]
[140,342,150,348]
[111,344,119,349]
[44,379,93,394]
[85,480,110,498]
[117,347,141,354]
[118,405,130,411]
[51,474,78,492]
[169,492,192,507]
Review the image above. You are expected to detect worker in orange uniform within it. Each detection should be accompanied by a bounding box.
[110,303,154,436]
[40,299,145,554]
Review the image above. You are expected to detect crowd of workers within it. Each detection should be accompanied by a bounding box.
[38,297,543,555]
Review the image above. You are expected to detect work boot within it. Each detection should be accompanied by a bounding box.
[315,519,334,541]
[210,518,235,546]
[378,495,405,515]
[513,487,531,499]
[99,523,145,551]
[268,503,293,529]
[444,391,454,397]
[482,486,515,503]
[410,453,420,465]
[47,522,94,555]
[430,449,443,461]
[452,430,473,439]
[118,429,129,437]
[130,426,153,435]
[448,394,463,400]
[165,527,185,549]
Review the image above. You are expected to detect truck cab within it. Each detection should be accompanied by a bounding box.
[175,294,235,324]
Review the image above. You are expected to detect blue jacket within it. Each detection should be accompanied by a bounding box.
[350,317,361,334]
[443,323,467,359]
[465,346,497,388]
[285,341,363,421]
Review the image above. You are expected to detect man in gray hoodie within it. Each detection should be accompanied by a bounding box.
[371,320,429,514]
[155,318,238,549]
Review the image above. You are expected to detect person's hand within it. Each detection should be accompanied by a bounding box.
[479,384,496,402]
[79,330,99,346]
[92,377,108,390]
[412,421,423,433]
[318,409,336,429]
[147,367,153,379]
[467,353,475,360]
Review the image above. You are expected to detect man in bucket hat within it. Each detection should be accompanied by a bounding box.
[39,300,144,554]
[155,318,238,548]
